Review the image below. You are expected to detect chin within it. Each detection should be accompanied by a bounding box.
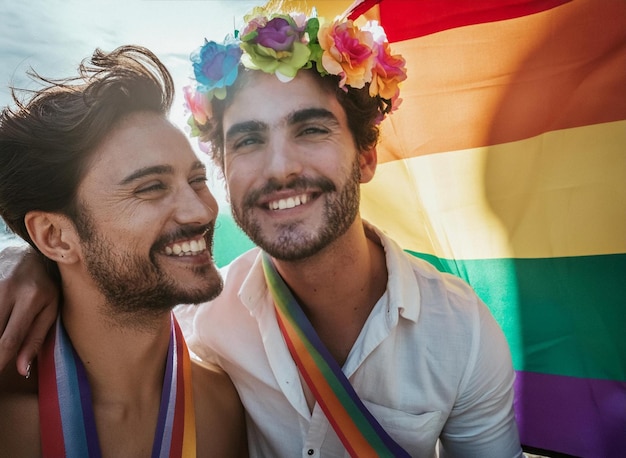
[179,272,224,304]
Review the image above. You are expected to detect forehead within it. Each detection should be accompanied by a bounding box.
[81,111,199,188]
[223,71,344,129]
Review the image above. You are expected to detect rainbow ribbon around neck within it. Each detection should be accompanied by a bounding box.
[262,252,411,457]
[38,313,196,457]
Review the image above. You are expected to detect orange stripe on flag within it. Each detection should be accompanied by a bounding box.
[374,0,626,163]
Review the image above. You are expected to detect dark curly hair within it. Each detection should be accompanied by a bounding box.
[196,66,382,171]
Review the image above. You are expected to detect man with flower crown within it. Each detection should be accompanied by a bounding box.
[0,5,523,458]
[183,7,523,456]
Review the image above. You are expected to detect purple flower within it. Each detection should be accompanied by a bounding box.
[253,17,298,51]
[191,40,243,93]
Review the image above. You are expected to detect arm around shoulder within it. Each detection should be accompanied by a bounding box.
[0,245,59,375]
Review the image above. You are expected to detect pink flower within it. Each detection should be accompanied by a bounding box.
[370,40,407,100]
[318,19,374,89]
[183,85,212,127]
[241,7,268,36]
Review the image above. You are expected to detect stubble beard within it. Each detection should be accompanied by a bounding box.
[232,157,361,262]
[75,211,223,330]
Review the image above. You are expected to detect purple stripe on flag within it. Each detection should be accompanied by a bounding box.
[514,370,626,457]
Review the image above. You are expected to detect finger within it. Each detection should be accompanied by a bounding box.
[0,313,20,372]
[0,281,19,362]
[0,288,50,373]
[0,295,14,341]
[16,301,58,376]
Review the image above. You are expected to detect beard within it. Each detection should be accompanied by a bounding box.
[74,211,223,328]
[232,156,361,261]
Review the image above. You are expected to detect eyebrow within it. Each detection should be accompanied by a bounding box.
[119,161,205,186]
[225,120,267,144]
[287,108,338,126]
[225,108,340,143]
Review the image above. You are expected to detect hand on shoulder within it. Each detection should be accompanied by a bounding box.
[0,245,59,375]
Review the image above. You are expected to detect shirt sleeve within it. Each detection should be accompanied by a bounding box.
[174,302,215,364]
[438,297,524,458]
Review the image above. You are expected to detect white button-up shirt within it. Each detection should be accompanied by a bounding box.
[180,223,522,457]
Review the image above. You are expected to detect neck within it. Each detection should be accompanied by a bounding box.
[271,218,387,363]
[58,278,172,405]
[43,285,181,457]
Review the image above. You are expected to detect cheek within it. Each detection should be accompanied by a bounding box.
[102,205,165,242]
[224,173,245,205]
[224,161,256,199]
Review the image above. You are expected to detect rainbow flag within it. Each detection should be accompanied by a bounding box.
[213,0,626,455]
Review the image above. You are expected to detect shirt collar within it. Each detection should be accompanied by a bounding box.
[363,221,421,323]
[237,222,422,323]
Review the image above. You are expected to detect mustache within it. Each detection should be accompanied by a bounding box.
[153,222,215,250]
[243,176,336,208]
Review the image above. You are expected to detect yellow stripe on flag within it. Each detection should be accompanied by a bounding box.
[362,121,626,260]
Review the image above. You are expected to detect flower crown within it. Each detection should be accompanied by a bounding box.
[184,6,407,137]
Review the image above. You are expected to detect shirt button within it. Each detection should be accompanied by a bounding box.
[307,449,315,456]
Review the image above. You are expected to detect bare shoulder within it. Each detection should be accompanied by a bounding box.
[0,359,40,456]
[192,360,248,458]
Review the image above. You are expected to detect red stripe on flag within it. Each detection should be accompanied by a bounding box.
[349,0,572,41]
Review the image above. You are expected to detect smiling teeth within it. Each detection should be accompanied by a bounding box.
[164,238,207,256]
[269,194,309,210]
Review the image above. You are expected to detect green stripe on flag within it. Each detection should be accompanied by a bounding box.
[407,251,626,382]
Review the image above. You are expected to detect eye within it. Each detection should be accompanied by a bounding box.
[135,181,167,195]
[233,134,264,150]
[297,125,329,137]
[190,174,209,190]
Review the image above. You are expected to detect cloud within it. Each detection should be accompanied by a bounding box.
[0,0,258,110]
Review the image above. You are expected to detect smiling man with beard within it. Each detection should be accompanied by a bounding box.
[0,46,246,456]
[180,8,522,457]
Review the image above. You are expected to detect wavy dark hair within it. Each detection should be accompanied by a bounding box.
[0,45,174,258]
[196,67,382,171]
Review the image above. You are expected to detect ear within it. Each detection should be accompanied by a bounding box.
[24,211,81,264]
[358,146,378,184]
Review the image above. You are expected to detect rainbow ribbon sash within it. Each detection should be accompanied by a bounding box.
[262,252,411,457]
[38,313,196,457]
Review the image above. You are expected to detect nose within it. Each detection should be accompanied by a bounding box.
[263,138,303,182]
[173,182,218,225]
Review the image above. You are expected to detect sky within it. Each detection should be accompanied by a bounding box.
[0,0,261,206]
